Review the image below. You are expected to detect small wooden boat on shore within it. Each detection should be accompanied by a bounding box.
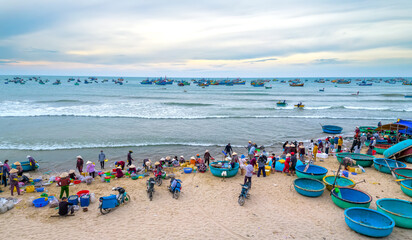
[322,175,355,191]
[400,179,412,197]
[383,139,412,159]
[321,125,343,134]
[336,153,374,167]
[295,164,328,180]
[376,198,412,228]
[344,207,394,238]
[359,126,375,133]
[331,187,372,209]
[293,178,325,197]
[11,161,39,172]
[374,144,392,155]
[373,158,406,174]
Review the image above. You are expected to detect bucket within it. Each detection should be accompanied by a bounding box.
[77,190,90,197]
[80,195,90,207]
[26,185,35,193]
[68,195,78,205]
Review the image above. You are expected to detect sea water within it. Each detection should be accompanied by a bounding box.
[0,76,411,172]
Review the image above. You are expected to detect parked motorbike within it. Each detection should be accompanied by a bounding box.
[168,177,182,199]
[99,187,130,214]
[147,177,156,201]
[238,182,250,206]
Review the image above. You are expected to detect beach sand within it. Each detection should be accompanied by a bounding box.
[1,150,411,240]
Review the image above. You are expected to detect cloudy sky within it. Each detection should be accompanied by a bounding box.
[1,0,412,77]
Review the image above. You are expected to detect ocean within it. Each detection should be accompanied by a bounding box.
[1,76,411,173]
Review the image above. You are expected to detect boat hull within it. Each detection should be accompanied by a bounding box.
[400,179,412,198]
[11,161,39,172]
[374,144,392,155]
[336,153,374,167]
[383,139,412,159]
[331,187,372,209]
[322,175,355,191]
[209,161,239,178]
[344,207,394,238]
[295,164,328,180]
[393,168,412,179]
[293,178,325,197]
[373,158,406,174]
[376,198,412,229]
[322,125,343,134]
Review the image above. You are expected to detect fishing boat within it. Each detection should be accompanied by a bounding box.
[374,144,392,155]
[400,179,412,197]
[322,175,355,191]
[276,101,287,107]
[209,161,239,178]
[373,158,406,174]
[376,198,412,228]
[289,83,304,87]
[319,88,324,92]
[335,153,374,167]
[293,178,325,197]
[11,161,39,172]
[358,80,372,86]
[359,126,375,133]
[295,164,328,180]
[344,207,394,238]
[383,139,412,159]
[265,85,272,89]
[406,95,412,98]
[321,125,343,134]
[393,168,412,179]
[294,102,304,109]
[331,187,372,209]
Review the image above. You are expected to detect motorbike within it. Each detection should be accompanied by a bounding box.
[168,178,182,199]
[146,177,156,201]
[99,187,130,214]
[238,182,250,206]
[154,170,163,186]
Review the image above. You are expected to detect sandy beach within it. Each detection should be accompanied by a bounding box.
[1,148,411,240]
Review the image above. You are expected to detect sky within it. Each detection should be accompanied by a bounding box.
[0,0,412,77]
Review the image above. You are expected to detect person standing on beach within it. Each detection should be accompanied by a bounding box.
[247,141,252,153]
[290,152,297,176]
[76,156,84,173]
[14,162,23,177]
[9,169,20,196]
[308,140,314,160]
[338,137,343,152]
[86,161,96,178]
[127,150,134,166]
[244,160,254,188]
[299,145,305,162]
[313,143,318,162]
[1,160,9,187]
[250,154,258,168]
[224,143,233,157]
[204,150,212,166]
[325,140,330,156]
[58,172,70,199]
[27,155,36,170]
[98,150,105,169]
[248,144,256,160]
[239,155,246,175]
[271,153,277,173]
[334,136,339,149]
[283,154,291,175]
[257,154,267,177]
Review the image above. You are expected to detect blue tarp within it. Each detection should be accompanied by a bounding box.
[397,119,412,135]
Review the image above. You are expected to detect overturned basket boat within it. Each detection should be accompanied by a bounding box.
[336,153,374,167]
[293,178,325,197]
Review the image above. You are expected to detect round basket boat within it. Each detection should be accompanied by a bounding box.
[374,144,392,155]
[344,207,394,238]
[400,179,412,198]
[335,153,374,167]
[293,178,325,197]
[209,161,239,178]
[373,158,406,174]
[322,175,355,191]
[295,164,328,180]
[376,198,412,229]
[393,168,412,180]
[331,187,372,209]
[383,139,412,159]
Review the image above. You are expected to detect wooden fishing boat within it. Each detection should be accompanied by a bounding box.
[294,104,304,109]
[276,101,287,107]
[336,153,374,167]
[293,178,325,197]
[321,125,343,134]
[376,198,412,228]
[359,126,375,133]
[383,139,412,159]
[400,179,412,198]
[373,158,406,174]
[322,175,355,191]
[295,164,328,180]
[393,168,412,179]
[374,144,392,155]
[11,161,39,172]
[289,83,304,87]
[209,161,239,178]
[344,207,394,238]
[331,187,372,209]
